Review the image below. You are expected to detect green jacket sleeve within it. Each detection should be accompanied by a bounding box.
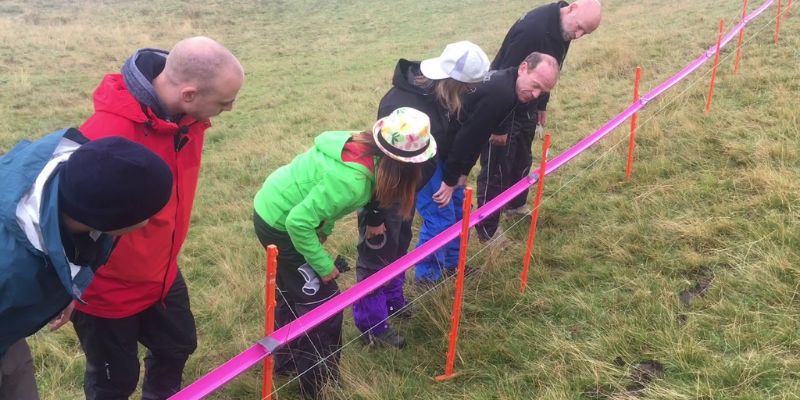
[284,177,366,276]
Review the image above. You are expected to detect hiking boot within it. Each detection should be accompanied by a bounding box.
[388,304,412,320]
[505,204,532,217]
[364,328,406,349]
[476,226,504,244]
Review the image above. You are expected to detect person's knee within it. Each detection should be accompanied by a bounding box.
[86,356,139,397]
[151,334,197,360]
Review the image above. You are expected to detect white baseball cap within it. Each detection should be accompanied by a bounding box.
[420,41,490,83]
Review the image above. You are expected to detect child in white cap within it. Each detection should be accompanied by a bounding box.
[353,41,491,349]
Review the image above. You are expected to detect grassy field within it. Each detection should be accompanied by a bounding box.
[1,0,798,399]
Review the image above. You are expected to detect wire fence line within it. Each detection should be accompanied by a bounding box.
[263,10,783,398]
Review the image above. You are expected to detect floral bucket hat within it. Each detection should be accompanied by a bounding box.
[372,107,437,164]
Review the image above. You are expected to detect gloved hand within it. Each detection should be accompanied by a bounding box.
[333,255,350,273]
[534,124,545,140]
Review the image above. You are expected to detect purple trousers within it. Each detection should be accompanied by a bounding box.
[352,204,411,335]
[352,268,406,335]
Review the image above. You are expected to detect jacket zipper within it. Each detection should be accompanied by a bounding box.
[158,120,199,308]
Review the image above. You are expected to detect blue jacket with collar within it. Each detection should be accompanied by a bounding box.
[0,129,114,355]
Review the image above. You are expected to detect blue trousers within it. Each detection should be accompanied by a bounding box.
[414,162,464,283]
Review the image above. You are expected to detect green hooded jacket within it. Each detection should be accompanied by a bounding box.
[254,131,375,276]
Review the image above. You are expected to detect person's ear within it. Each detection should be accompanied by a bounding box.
[568,3,577,13]
[518,62,529,75]
[180,86,199,103]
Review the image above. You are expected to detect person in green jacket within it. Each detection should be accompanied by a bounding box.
[252,107,436,399]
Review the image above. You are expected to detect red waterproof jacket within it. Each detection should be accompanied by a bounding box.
[74,74,210,318]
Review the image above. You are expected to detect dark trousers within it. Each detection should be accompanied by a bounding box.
[72,271,197,400]
[254,212,342,400]
[352,205,411,335]
[476,108,537,240]
[0,339,39,400]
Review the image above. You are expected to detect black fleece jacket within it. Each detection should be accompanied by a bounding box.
[377,59,451,155]
[491,1,571,112]
[442,68,519,187]
[364,59,452,226]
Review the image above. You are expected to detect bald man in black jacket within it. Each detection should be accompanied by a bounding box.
[476,0,602,241]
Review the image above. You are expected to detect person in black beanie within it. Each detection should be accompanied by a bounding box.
[58,135,173,234]
[0,128,172,400]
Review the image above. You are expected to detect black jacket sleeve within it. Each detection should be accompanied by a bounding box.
[537,93,550,112]
[442,87,516,186]
[362,199,385,227]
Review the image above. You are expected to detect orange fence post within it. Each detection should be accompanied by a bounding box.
[520,134,550,294]
[435,187,473,382]
[262,245,278,400]
[625,67,642,180]
[705,20,724,114]
[734,0,749,74]
[775,0,782,43]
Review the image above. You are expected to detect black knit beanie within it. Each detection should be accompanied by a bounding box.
[58,137,173,231]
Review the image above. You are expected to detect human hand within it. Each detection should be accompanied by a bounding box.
[538,110,547,126]
[433,182,455,207]
[535,124,545,140]
[320,267,340,283]
[49,302,74,331]
[366,223,386,239]
[489,134,508,146]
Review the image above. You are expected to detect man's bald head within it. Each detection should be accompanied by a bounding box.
[560,0,602,41]
[155,36,244,120]
[164,36,243,89]
[516,52,560,104]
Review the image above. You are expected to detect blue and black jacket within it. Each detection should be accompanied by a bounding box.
[0,129,114,355]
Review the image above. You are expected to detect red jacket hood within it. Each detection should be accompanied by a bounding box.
[75,73,209,318]
[91,74,207,136]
